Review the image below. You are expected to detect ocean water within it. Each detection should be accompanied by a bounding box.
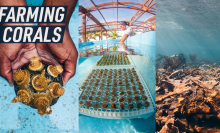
[156,1,220,132]
[157,0,220,62]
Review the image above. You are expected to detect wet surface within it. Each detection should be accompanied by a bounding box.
[79,55,155,132]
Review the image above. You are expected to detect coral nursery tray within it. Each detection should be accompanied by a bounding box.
[94,55,134,68]
[78,67,155,119]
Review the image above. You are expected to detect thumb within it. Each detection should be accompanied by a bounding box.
[0,56,13,86]
[62,58,77,86]
[62,50,78,86]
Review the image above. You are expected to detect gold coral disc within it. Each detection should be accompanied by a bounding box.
[17,89,31,104]
[13,69,30,87]
[49,82,65,98]
[28,56,44,71]
[47,65,63,77]
[32,74,45,92]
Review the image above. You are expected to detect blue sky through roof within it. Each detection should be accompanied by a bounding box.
[79,0,156,32]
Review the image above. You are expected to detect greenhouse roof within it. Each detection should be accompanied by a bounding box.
[79,0,156,35]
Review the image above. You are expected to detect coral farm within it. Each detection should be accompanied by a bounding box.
[11,56,64,116]
[156,53,220,132]
[96,55,131,66]
[79,68,150,111]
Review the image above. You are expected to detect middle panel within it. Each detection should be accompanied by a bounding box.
[78,0,156,132]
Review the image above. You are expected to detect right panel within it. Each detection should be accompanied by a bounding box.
[156,0,220,132]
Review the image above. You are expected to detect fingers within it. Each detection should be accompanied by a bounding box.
[36,29,78,85]
[23,43,35,49]
[0,55,13,86]
[62,49,78,86]
[36,43,51,52]
[0,43,35,86]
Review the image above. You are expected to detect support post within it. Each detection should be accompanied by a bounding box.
[106,31,108,40]
[100,27,103,40]
[82,14,86,42]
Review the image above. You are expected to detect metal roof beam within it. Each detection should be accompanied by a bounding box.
[130,0,156,25]
[79,2,154,15]
[134,16,156,32]
[79,5,107,31]
[90,0,112,32]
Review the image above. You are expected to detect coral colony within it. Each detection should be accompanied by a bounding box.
[12,56,64,116]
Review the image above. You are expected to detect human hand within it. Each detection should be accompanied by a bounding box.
[0,43,35,86]
[36,29,78,85]
[119,42,128,49]
[36,0,78,85]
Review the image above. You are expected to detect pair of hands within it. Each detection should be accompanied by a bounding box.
[0,28,78,86]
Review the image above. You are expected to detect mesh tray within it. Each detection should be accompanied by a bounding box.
[79,67,155,119]
[93,55,134,68]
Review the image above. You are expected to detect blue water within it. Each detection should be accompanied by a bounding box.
[79,29,156,133]
[79,55,155,133]
[79,31,156,58]
[157,0,220,61]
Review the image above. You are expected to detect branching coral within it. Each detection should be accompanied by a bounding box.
[162,53,186,70]
[32,70,51,92]
[157,61,220,133]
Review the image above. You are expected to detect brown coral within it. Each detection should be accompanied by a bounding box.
[156,61,220,132]
[11,56,64,116]
[32,70,51,92]
[49,82,65,98]
[13,69,30,87]
[47,65,63,77]
[33,93,52,116]
[11,88,32,104]
[28,56,44,71]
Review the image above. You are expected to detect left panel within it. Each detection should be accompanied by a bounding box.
[0,0,79,132]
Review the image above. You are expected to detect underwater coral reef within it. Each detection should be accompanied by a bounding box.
[156,54,220,133]
[156,53,186,71]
